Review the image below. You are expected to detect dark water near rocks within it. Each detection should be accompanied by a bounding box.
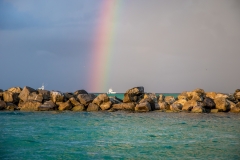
[1,111,240,159]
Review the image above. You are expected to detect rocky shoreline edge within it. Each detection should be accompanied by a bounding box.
[0,86,240,113]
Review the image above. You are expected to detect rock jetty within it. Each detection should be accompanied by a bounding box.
[0,86,240,113]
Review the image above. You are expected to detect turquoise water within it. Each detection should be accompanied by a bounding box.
[98,93,179,100]
[1,111,240,159]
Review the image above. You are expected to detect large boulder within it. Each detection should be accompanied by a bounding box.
[123,87,144,103]
[215,93,229,99]
[63,92,74,101]
[0,89,3,100]
[182,100,198,111]
[27,92,43,103]
[6,103,18,111]
[74,90,88,95]
[135,102,151,112]
[234,89,240,101]
[69,97,81,106]
[20,101,42,111]
[38,90,51,101]
[202,97,215,109]
[87,103,100,111]
[109,96,122,104]
[112,103,135,111]
[3,91,19,103]
[100,101,112,110]
[206,92,217,100]
[164,96,175,105]
[58,101,72,111]
[92,94,109,106]
[214,97,230,112]
[178,92,189,100]
[8,87,22,94]
[158,94,165,103]
[158,102,170,110]
[18,86,36,102]
[189,92,204,101]
[230,102,240,113]
[50,91,64,103]
[77,94,96,106]
[0,101,6,110]
[38,101,57,111]
[139,98,155,111]
[72,104,85,111]
[170,102,183,111]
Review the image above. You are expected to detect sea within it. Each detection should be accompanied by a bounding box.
[0,93,240,160]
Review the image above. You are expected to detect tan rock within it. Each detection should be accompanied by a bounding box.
[3,91,19,103]
[192,106,204,113]
[27,92,43,103]
[69,97,81,106]
[58,101,72,111]
[92,94,109,106]
[234,90,240,101]
[211,109,219,113]
[87,103,100,111]
[206,92,217,100]
[215,93,228,99]
[72,104,85,111]
[214,97,230,112]
[164,96,175,105]
[135,102,151,112]
[18,86,36,102]
[158,94,165,103]
[20,101,42,111]
[125,86,144,95]
[178,92,189,100]
[8,87,22,94]
[170,102,183,111]
[112,103,135,111]
[51,91,64,103]
[100,101,112,110]
[190,92,204,101]
[158,102,170,110]
[182,100,198,111]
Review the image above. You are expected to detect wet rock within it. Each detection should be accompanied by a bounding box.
[0,101,6,110]
[109,96,122,104]
[77,94,96,106]
[214,97,230,112]
[202,97,215,109]
[20,101,42,111]
[63,92,74,101]
[18,86,36,102]
[135,102,151,112]
[123,87,144,103]
[0,89,3,100]
[51,91,64,103]
[164,96,175,105]
[38,101,57,111]
[92,94,109,106]
[72,104,85,111]
[58,101,72,111]
[87,103,99,111]
[74,90,88,95]
[3,91,19,103]
[6,103,18,111]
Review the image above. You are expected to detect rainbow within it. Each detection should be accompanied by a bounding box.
[88,0,121,93]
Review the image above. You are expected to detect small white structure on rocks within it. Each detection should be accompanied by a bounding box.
[107,88,116,94]
[38,84,44,90]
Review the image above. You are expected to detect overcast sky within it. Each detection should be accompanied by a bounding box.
[0,0,240,93]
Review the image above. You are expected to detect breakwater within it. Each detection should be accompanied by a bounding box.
[0,86,240,113]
